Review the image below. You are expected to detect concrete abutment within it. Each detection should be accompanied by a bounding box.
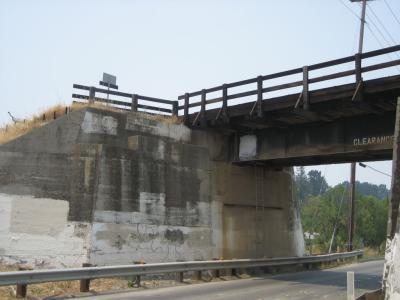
[0,107,304,268]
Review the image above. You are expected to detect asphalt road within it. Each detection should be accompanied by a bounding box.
[57,260,383,300]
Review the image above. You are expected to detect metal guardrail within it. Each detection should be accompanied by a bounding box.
[0,251,362,287]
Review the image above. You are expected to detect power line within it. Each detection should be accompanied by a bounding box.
[365,22,400,72]
[383,0,400,27]
[366,12,400,61]
[366,13,393,47]
[338,0,361,21]
[358,162,392,177]
[368,6,398,45]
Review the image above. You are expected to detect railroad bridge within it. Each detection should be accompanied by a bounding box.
[1,45,399,295]
[177,45,400,167]
[73,45,400,167]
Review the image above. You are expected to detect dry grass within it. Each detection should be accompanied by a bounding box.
[0,102,182,146]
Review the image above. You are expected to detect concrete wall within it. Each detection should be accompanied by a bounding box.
[0,107,304,268]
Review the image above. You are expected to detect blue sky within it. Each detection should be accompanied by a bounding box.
[1,0,399,187]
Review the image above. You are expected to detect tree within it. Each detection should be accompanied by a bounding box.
[300,184,388,253]
[308,170,329,196]
[295,166,311,206]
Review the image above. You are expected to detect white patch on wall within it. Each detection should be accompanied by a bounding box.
[81,111,118,135]
[90,222,212,265]
[239,135,257,160]
[126,114,191,142]
[0,193,90,268]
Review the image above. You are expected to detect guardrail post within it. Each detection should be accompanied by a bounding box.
[184,93,189,125]
[16,283,27,298]
[131,94,138,112]
[79,263,91,292]
[200,89,206,126]
[257,76,264,117]
[175,271,184,283]
[172,101,178,116]
[302,66,309,110]
[16,266,31,298]
[89,87,95,104]
[194,270,202,281]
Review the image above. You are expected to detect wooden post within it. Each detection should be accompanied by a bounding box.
[89,87,95,104]
[16,266,32,298]
[194,270,202,281]
[65,107,68,115]
[302,66,309,110]
[42,113,46,121]
[133,261,144,287]
[353,53,363,101]
[16,283,27,298]
[131,94,138,112]
[200,89,206,126]
[184,93,189,125]
[355,53,362,84]
[175,271,184,283]
[79,263,91,292]
[53,111,56,120]
[222,84,229,122]
[257,76,264,117]
[172,101,178,116]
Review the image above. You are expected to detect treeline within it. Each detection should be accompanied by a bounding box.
[295,167,389,253]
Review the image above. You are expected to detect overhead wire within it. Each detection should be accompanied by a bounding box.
[369,6,398,46]
[383,0,400,27]
[338,0,400,72]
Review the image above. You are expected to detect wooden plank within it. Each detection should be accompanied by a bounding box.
[308,55,354,71]
[309,69,355,84]
[262,80,303,93]
[362,59,400,73]
[137,95,176,105]
[361,44,400,59]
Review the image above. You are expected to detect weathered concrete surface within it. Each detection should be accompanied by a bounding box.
[383,98,400,300]
[0,107,304,267]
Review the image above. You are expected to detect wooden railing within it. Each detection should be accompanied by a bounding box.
[178,45,400,126]
[72,84,178,116]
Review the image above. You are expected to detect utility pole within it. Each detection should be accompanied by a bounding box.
[348,163,356,251]
[350,0,368,54]
[347,0,370,251]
